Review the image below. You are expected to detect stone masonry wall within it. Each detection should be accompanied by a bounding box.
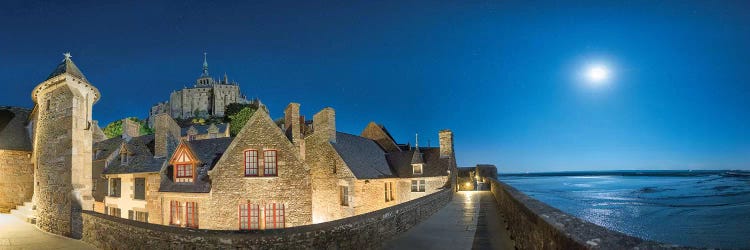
[34,84,76,237]
[81,187,452,249]
[0,150,33,213]
[306,131,357,223]
[488,178,686,249]
[204,110,312,229]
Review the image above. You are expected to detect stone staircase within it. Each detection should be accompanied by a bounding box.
[10,201,37,224]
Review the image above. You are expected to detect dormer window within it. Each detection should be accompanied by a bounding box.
[412,164,423,175]
[171,145,197,183]
[175,164,194,183]
[120,152,128,165]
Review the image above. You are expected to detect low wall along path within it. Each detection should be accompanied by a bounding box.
[81,188,452,249]
[488,178,697,250]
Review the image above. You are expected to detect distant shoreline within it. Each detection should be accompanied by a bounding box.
[499,169,750,177]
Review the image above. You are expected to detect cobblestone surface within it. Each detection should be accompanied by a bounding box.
[0,214,96,250]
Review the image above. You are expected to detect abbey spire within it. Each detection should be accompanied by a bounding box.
[201,52,209,77]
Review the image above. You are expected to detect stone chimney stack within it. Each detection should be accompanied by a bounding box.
[439,129,454,158]
[121,119,140,140]
[284,103,301,145]
[313,107,336,143]
[153,113,181,158]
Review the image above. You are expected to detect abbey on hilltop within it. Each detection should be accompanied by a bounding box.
[148,53,262,126]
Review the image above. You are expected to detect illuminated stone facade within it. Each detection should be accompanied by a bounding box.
[148,53,252,126]
[30,55,99,238]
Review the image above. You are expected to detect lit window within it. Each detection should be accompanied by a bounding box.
[109,207,121,218]
[412,164,423,175]
[175,164,194,182]
[170,201,182,226]
[186,202,198,228]
[135,211,148,222]
[244,150,258,176]
[340,186,349,206]
[264,150,277,176]
[411,180,426,192]
[385,182,394,202]
[264,203,285,229]
[239,203,260,230]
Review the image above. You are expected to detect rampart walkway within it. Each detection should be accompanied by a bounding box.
[0,213,96,250]
[384,191,515,250]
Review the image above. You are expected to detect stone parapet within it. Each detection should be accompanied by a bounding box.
[81,188,452,249]
[488,178,695,249]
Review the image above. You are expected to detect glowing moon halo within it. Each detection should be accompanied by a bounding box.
[583,64,611,87]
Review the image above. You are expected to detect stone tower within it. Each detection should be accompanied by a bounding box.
[31,53,100,238]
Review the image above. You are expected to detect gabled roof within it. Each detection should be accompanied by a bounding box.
[330,132,394,179]
[159,137,233,193]
[387,147,452,178]
[0,106,32,151]
[47,56,87,81]
[102,135,164,174]
[184,137,233,169]
[180,123,228,136]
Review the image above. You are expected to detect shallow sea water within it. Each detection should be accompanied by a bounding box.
[500,171,750,249]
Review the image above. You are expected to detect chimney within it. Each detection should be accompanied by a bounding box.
[439,129,453,158]
[284,103,301,145]
[313,107,336,143]
[153,113,181,158]
[121,119,141,140]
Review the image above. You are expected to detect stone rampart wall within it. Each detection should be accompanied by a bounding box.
[488,178,689,249]
[82,188,452,249]
[0,150,33,213]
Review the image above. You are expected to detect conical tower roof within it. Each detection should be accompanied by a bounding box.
[47,53,87,81]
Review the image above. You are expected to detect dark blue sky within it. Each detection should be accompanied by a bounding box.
[2,1,749,172]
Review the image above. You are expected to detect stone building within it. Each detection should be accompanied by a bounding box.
[30,54,100,238]
[0,107,33,214]
[1,54,458,237]
[181,123,230,141]
[148,53,256,126]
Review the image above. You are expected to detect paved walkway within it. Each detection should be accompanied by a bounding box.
[384,191,515,250]
[0,214,96,250]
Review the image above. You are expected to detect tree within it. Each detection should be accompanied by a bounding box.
[224,103,256,122]
[228,107,257,137]
[102,117,153,139]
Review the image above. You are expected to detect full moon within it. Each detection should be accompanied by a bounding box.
[585,65,610,84]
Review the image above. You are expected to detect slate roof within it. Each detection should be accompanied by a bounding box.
[0,106,32,151]
[102,135,164,174]
[93,137,124,161]
[387,147,452,178]
[330,132,394,179]
[47,57,87,81]
[180,123,228,136]
[159,137,233,193]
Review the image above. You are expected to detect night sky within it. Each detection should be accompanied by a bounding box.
[2,1,749,172]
